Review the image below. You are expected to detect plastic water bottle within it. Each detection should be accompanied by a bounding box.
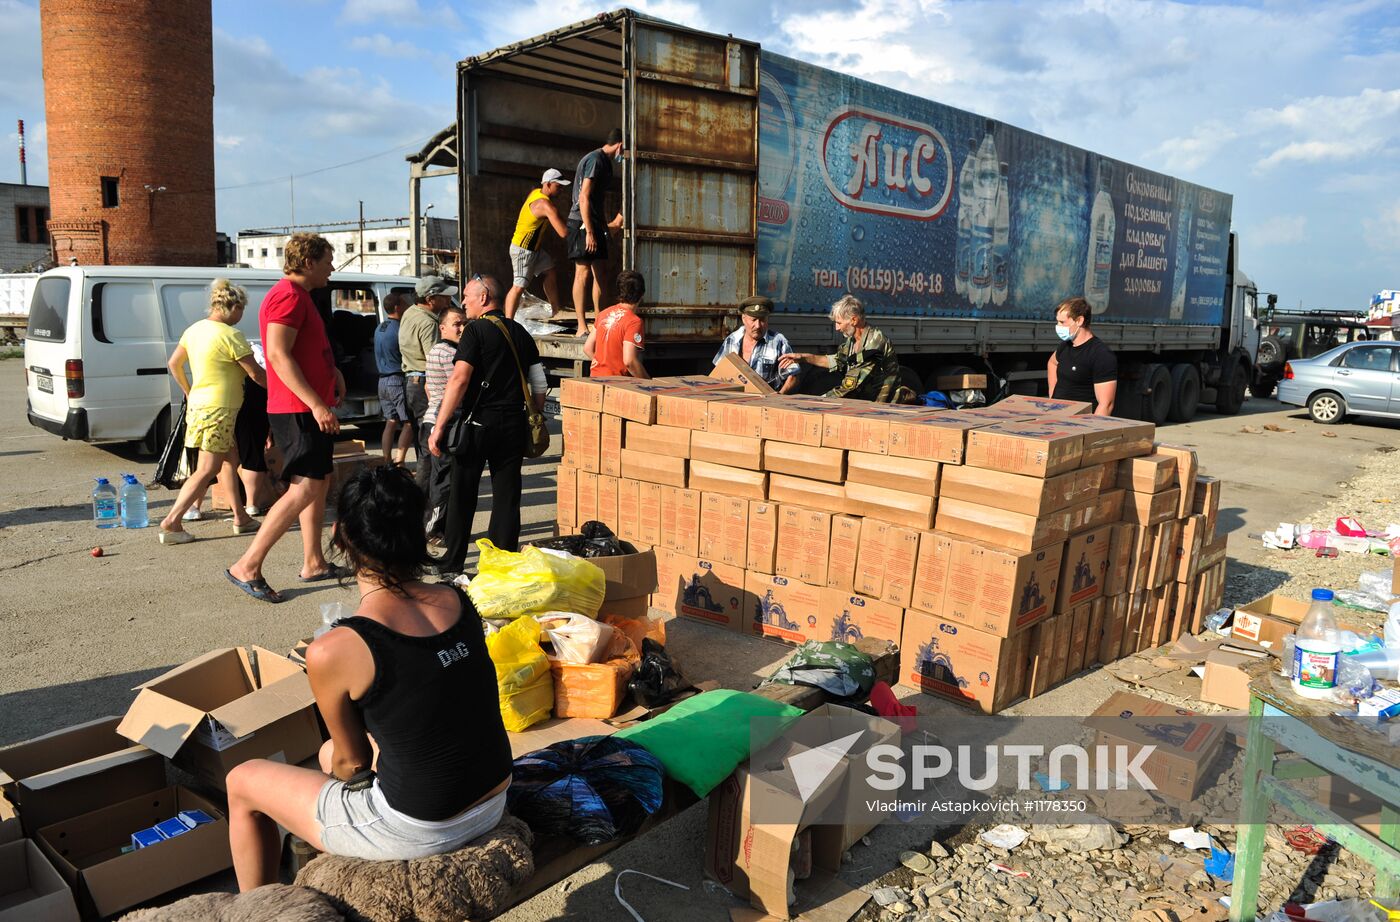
[1084,158,1115,313]
[1292,588,1342,699]
[92,478,120,529]
[955,138,977,298]
[120,474,149,529]
[990,161,1011,306]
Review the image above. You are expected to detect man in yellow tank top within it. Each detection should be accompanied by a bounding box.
[504,168,574,332]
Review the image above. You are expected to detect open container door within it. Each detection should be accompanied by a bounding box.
[624,18,759,348]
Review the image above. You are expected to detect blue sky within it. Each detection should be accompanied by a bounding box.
[2,0,1397,309]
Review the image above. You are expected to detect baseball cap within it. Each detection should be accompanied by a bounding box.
[415,275,459,299]
[541,168,570,186]
[739,295,773,317]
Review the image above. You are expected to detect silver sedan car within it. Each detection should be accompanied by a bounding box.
[1277,340,1400,423]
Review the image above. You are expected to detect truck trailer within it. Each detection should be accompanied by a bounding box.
[455,9,1266,422]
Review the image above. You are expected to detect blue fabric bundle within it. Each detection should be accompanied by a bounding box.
[508,735,665,845]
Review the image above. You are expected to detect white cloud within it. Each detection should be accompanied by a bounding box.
[1252,88,1400,170]
[1249,215,1307,247]
[1362,199,1400,252]
[476,0,711,50]
[215,134,244,149]
[348,33,424,59]
[340,0,460,29]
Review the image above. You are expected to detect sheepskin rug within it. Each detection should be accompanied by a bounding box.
[293,815,534,922]
[119,883,342,921]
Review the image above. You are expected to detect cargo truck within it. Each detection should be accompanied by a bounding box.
[455,9,1268,423]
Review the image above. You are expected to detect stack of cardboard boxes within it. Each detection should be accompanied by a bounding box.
[556,380,1228,714]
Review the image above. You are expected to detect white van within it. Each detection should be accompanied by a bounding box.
[24,266,420,450]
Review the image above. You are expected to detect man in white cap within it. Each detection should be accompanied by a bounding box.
[504,169,573,328]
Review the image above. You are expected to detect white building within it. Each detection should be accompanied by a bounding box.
[0,182,52,272]
[236,216,457,277]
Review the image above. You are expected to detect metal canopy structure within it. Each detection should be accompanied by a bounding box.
[460,12,625,101]
[407,124,459,276]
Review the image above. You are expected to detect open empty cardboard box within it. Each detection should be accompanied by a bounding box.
[35,785,231,919]
[706,705,900,921]
[0,840,78,922]
[0,716,165,837]
[117,646,322,790]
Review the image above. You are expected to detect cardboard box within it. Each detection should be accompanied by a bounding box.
[935,496,1066,552]
[854,521,921,607]
[908,531,953,616]
[688,459,768,502]
[616,477,640,543]
[768,473,851,516]
[1148,519,1182,590]
[1086,597,1107,668]
[899,610,1027,713]
[1104,523,1134,597]
[623,421,691,458]
[940,465,1082,517]
[0,840,79,922]
[760,399,835,447]
[1195,531,1227,576]
[843,480,936,530]
[1145,583,1177,650]
[826,515,863,591]
[1049,611,1072,685]
[659,486,701,556]
[0,717,167,839]
[1089,692,1224,802]
[655,390,740,430]
[699,493,749,570]
[596,475,619,533]
[704,705,900,920]
[822,405,939,454]
[637,482,662,547]
[588,548,659,602]
[995,394,1092,416]
[746,501,779,575]
[620,447,688,487]
[556,465,577,533]
[576,470,599,525]
[886,407,1028,464]
[746,572,823,645]
[1199,651,1254,709]
[1051,415,1156,466]
[652,549,746,631]
[1174,514,1208,583]
[1193,475,1222,538]
[562,408,601,472]
[560,375,622,412]
[706,394,770,439]
[0,798,16,847]
[1085,489,1125,532]
[1123,486,1181,526]
[1116,454,1179,493]
[935,373,988,390]
[1057,526,1111,612]
[845,452,940,497]
[710,352,777,395]
[689,430,762,470]
[816,589,904,644]
[1068,603,1092,675]
[326,452,387,504]
[1099,593,1129,664]
[117,648,322,789]
[777,506,833,586]
[762,440,845,482]
[605,378,740,424]
[600,413,623,478]
[35,785,231,919]
[965,420,1085,478]
[948,539,1064,636]
[1154,443,1199,517]
[1024,617,1052,697]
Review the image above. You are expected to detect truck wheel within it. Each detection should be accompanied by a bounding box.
[140,405,173,457]
[1214,364,1247,415]
[1142,364,1172,425]
[1256,335,1285,373]
[1167,364,1201,422]
[1251,374,1277,399]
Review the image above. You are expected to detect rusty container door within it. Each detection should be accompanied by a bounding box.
[625,20,758,341]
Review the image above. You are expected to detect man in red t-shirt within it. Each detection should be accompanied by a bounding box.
[583,269,649,378]
[227,234,345,603]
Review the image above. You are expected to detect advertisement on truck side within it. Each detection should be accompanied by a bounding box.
[756,51,1232,326]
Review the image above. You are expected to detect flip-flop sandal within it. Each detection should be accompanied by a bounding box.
[225,569,284,603]
[299,565,351,583]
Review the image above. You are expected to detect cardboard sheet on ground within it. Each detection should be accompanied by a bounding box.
[508,717,615,759]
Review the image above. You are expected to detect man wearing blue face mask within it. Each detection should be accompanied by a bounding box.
[1047,296,1117,415]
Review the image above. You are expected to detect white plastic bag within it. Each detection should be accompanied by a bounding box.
[537,612,615,664]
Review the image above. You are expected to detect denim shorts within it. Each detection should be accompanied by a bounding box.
[315,779,508,861]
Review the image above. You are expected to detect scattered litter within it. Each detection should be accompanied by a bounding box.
[987,862,1030,878]
[614,869,689,922]
[1032,770,1070,792]
[860,835,872,847]
[928,840,950,859]
[1203,841,1234,882]
[1168,827,1213,850]
[1241,425,1263,434]
[872,886,909,907]
[1282,825,1332,855]
[701,880,733,900]
[978,824,1029,850]
[1264,424,1295,433]
[1322,431,1337,437]
[1029,820,1126,853]
[1336,516,1369,537]
[899,850,933,873]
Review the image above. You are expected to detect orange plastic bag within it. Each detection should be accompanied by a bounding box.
[549,632,641,719]
[601,613,666,651]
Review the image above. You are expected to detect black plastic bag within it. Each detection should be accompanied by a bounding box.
[151,404,194,490]
[627,638,688,709]
[534,520,636,559]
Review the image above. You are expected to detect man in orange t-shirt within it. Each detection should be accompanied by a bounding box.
[584,269,650,378]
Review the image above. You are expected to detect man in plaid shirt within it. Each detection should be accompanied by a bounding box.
[711,295,801,393]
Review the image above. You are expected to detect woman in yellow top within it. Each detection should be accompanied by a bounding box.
[158,280,267,544]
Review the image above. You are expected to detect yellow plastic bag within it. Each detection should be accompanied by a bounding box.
[467,540,607,621]
[485,615,554,732]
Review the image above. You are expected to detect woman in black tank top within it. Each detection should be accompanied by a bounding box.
[226,466,512,891]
